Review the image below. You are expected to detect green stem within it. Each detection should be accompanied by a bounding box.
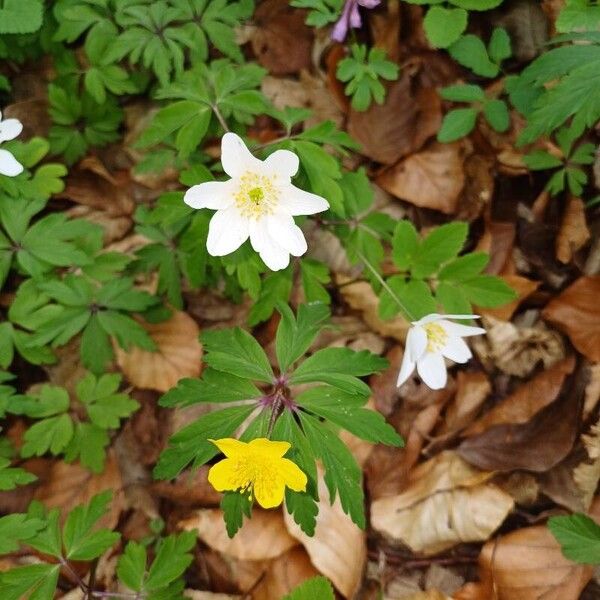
[212,104,230,133]
[355,250,417,322]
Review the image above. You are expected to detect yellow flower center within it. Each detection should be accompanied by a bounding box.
[235,172,278,219]
[424,322,448,353]
[233,452,279,500]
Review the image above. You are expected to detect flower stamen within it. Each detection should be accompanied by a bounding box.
[235,172,278,219]
[424,322,448,353]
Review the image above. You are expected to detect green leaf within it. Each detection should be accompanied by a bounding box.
[0,0,43,34]
[488,27,512,64]
[461,275,517,307]
[63,491,120,560]
[556,1,600,33]
[145,531,195,590]
[392,220,420,270]
[202,327,274,382]
[300,259,331,304]
[379,277,437,321]
[21,414,74,458]
[549,513,600,564]
[0,513,45,554]
[297,387,404,447]
[275,303,330,373]
[440,84,485,103]
[437,108,478,143]
[64,423,110,474]
[412,222,468,278]
[523,150,564,170]
[424,6,468,49]
[435,281,472,315]
[283,576,335,600]
[248,269,293,326]
[0,563,60,600]
[160,370,262,407]
[438,252,489,281]
[483,99,510,132]
[449,34,498,77]
[117,542,147,592]
[291,347,387,395]
[221,491,253,538]
[0,457,37,490]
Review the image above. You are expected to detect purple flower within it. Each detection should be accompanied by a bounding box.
[331,0,381,43]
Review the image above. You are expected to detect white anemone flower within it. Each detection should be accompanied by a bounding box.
[184,132,329,271]
[397,313,485,390]
[0,110,24,177]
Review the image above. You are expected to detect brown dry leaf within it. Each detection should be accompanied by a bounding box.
[284,473,366,598]
[556,196,590,263]
[184,591,240,599]
[151,465,221,507]
[441,371,491,435]
[377,142,466,214]
[402,592,452,600]
[542,276,600,362]
[251,0,313,75]
[574,417,600,510]
[456,154,494,222]
[57,156,135,216]
[115,310,202,392]
[464,356,575,437]
[66,205,132,244]
[370,452,514,555]
[34,451,124,530]
[472,316,565,377]
[338,277,409,341]
[179,508,298,561]
[458,366,583,472]
[477,522,595,600]
[478,275,539,321]
[584,363,600,418]
[349,73,442,165]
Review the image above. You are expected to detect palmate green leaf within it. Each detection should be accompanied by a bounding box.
[523,150,564,170]
[392,220,419,271]
[275,302,330,373]
[221,490,253,538]
[299,412,365,528]
[63,491,120,560]
[440,84,485,103]
[117,541,147,592]
[424,6,467,48]
[284,576,335,600]
[549,513,600,564]
[435,282,473,317]
[297,387,403,447]
[248,268,293,326]
[460,274,516,307]
[449,34,498,78]
[0,457,37,490]
[0,513,45,554]
[379,277,436,321]
[80,314,114,374]
[449,0,503,8]
[438,252,489,281]
[412,221,468,278]
[20,415,74,458]
[0,0,43,34]
[160,370,262,407]
[437,108,478,143]
[0,563,60,600]
[145,531,195,590]
[556,0,600,33]
[291,347,387,396]
[154,404,255,479]
[483,99,510,132]
[64,422,109,474]
[202,327,274,382]
[300,259,331,304]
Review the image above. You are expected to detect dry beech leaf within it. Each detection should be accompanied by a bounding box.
[441,371,491,434]
[464,356,575,437]
[179,508,298,561]
[377,142,466,214]
[34,451,124,530]
[404,592,452,600]
[184,591,240,599]
[370,451,514,555]
[478,275,539,321]
[542,276,600,362]
[348,75,441,165]
[458,365,583,472]
[556,196,590,263]
[338,277,408,341]
[584,363,600,418]
[284,473,366,598]
[477,521,597,600]
[574,417,600,510]
[472,316,565,377]
[115,310,202,392]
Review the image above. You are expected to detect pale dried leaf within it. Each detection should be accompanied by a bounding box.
[584,364,600,418]
[115,310,202,392]
[284,472,366,598]
[441,371,491,434]
[574,417,600,510]
[556,196,590,263]
[377,143,466,214]
[184,591,240,599]
[371,452,514,555]
[179,508,297,561]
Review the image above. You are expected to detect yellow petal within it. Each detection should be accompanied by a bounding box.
[278,458,308,492]
[207,458,244,492]
[209,437,247,458]
[248,437,291,457]
[253,477,286,509]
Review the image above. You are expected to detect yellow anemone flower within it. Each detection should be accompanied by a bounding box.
[207,437,307,509]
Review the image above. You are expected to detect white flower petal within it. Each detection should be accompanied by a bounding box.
[279,184,329,216]
[264,149,299,178]
[206,207,249,256]
[416,352,447,390]
[220,132,261,178]
[441,336,472,363]
[396,352,416,388]
[406,326,427,362]
[249,219,290,271]
[414,313,479,326]
[0,118,22,143]
[0,149,23,177]
[439,320,486,338]
[184,180,234,210]
[266,213,307,257]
